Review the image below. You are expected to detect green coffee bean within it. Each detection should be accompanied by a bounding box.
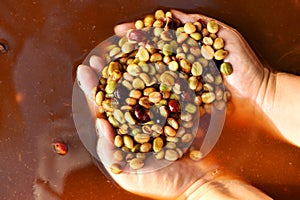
[166,136,179,143]
[139,73,151,86]
[164,149,179,161]
[95,91,104,106]
[110,163,122,174]
[177,32,188,43]
[189,150,203,161]
[185,103,197,114]
[190,46,201,57]
[191,62,203,76]
[161,30,173,41]
[123,135,134,149]
[129,90,142,99]
[203,36,213,45]
[143,87,156,96]
[144,15,155,27]
[109,46,121,57]
[124,111,136,124]
[164,125,176,137]
[122,42,135,54]
[201,45,214,60]
[188,76,198,90]
[184,22,196,34]
[139,97,152,109]
[125,97,137,106]
[140,143,152,153]
[150,53,163,62]
[155,9,165,19]
[214,49,228,60]
[213,37,224,50]
[137,47,150,62]
[167,117,179,130]
[113,109,125,124]
[113,150,124,161]
[129,158,144,169]
[127,63,142,76]
[153,20,164,28]
[220,62,233,76]
[134,133,150,144]
[114,135,123,147]
[149,91,162,103]
[151,124,163,134]
[132,77,145,89]
[159,72,175,86]
[154,150,165,160]
[181,133,193,143]
[190,32,202,41]
[201,92,216,104]
[207,20,219,34]
[168,60,179,71]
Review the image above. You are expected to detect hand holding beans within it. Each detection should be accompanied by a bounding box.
[76,9,273,199]
[92,10,233,172]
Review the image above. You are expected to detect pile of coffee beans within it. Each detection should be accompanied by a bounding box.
[93,10,232,173]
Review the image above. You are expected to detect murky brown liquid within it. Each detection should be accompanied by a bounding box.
[0,0,299,199]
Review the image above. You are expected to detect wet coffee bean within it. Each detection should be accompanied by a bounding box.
[114,84,129,100]
[134,105,150,123]
[168,99,180,113]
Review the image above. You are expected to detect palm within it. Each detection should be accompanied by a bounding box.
[76,10,267,199]
[170,10,266,102]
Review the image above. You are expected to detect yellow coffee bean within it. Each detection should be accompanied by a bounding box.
[129,158,144,169]
[164,149,179,161]
[135,20,144,29]
[184,22,196,34]
[213,37,224,50]
[123,135,134,149]
[189,150,203,161]
[191,62,203,76]
[137,47,150,62]
[201,45,214,60]
[201,92,216,104]
[149,91,162,103]
[114,135,123,148]
[140,143,152,153]
[207,20,219,34]
[164,125,176,137]
[220,62,233,76]
[214,49,228,60]
[110,163,122,174]
[155,9,165,19]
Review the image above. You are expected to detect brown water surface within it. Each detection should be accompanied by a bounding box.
[0,0,299,199]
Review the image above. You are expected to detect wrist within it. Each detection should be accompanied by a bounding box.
[255,67,277,115]
[178,172,272,200]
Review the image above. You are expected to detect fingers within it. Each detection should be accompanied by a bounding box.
[171,9,203,23]
[89,55,105,75]
[96,118,116,143]
[77,64,98,100]
[114,22,135,36]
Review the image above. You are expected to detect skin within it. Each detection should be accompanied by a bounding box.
[76,10,299,199]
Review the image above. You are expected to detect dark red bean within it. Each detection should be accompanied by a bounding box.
[128,29,148,43]
[52,142,68,156]
[168,99,180,113]
[134,105,150,123]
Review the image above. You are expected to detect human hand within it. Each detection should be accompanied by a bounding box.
[76,9,272,199]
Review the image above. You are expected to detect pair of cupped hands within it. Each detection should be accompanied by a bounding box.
[77,10,271,199]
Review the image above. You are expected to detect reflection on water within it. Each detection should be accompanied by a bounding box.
[0,0,299,199]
